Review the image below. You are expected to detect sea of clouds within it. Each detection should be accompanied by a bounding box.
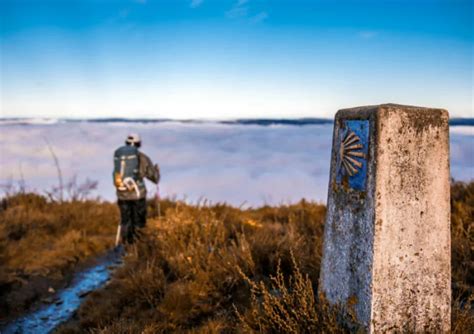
[0,122,472,207]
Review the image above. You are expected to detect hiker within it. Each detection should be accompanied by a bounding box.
[113,133,160,244]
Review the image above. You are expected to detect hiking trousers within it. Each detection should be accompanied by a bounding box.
[117,198,147,244]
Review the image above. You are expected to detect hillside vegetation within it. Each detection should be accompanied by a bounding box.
[57,198,345,333]
[0,193,118,322]
[64,181,472,333]
[1,181,473,332]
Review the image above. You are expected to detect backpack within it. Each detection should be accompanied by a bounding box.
[113,145,141,196]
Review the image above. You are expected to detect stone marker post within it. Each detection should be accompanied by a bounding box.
[319,104,450,332]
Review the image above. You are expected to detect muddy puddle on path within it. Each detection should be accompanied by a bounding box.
[3,248,124,334]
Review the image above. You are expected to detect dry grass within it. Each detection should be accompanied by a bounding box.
[236,251,346,333]
[57,182,473,333]
[56,200,327,333]
[450,181,474,333]
[1,181,472,333]
[0,193,118,320]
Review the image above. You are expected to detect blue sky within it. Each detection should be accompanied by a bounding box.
[1,0,472,119]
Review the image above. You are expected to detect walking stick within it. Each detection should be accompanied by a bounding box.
[115,221,122,247]
[156,183,161,218]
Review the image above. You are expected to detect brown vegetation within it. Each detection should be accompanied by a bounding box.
[58,181,472,333]
[450,181,474,333]
[57,199,336,333]
[1,181,472,332]
[0,193,118,322]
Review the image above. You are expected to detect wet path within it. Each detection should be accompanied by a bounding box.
[3,249,123,334]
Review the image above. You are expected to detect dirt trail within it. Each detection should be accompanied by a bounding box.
[2,249,123,334]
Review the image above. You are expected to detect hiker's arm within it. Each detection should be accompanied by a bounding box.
[154,163,161,184]
[139,152,160,184]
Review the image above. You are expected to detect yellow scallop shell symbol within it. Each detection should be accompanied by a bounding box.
[340,130,365,176]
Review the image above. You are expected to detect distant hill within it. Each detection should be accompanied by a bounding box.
[220,118,333,126]
[449,118,474,126]
[0,117,473,127]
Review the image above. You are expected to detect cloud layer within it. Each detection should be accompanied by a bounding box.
[0,123,472,206]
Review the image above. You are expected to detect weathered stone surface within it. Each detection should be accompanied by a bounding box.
[319,104,450,332]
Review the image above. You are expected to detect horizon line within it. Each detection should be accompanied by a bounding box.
[1,116,473,127]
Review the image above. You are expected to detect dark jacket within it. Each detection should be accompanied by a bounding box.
[115,151,160,201]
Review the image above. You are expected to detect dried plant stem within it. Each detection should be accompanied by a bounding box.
[44,136,63,202]
[18,162,26,193]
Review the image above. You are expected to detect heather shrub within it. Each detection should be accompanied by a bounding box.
[57,200,327,333]
[3,181,473,333]
[0,192,117,320]
[236,251,345,333]
[450,181,474,333]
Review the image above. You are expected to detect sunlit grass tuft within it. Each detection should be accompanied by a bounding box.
[2,181,472,332]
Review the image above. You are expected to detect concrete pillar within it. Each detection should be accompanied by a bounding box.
[319,104,451,332]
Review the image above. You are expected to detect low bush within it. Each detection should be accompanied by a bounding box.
[2,181,472,332]
[0,193,118,321]
[450,181,474,333]
[58,182,473,333]
[57,200,328,333]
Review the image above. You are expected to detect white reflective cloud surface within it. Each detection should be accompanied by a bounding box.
[0,122,472,206]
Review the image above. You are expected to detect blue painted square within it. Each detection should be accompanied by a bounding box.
[336,120,369,191]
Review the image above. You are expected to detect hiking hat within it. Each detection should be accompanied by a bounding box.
[125,133,141,146]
